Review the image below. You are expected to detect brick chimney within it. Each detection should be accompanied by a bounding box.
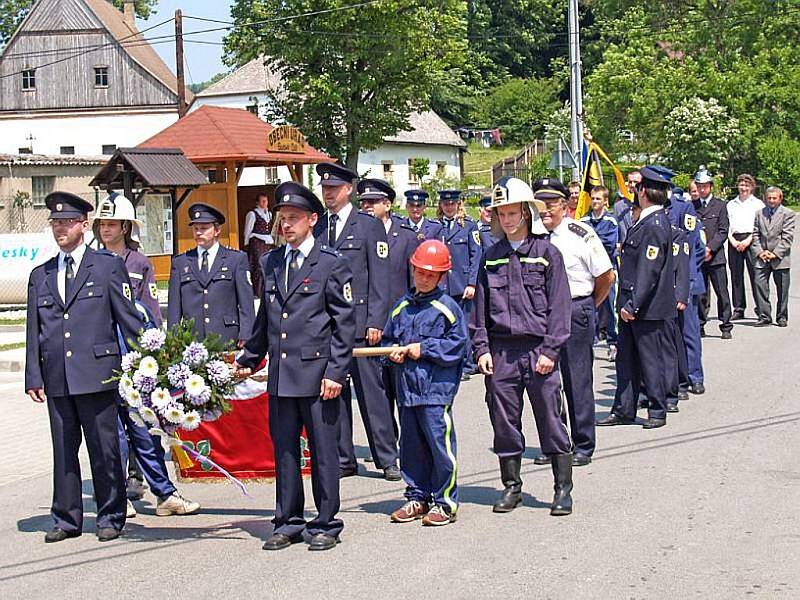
[123,0,136,29]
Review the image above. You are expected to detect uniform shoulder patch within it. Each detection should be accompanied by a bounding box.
[568,222,589,239]
[428,218,442,224]
[376,241,389,258]
[400,223,415,232]
[684,214,697,231]
[683,241,690,255]
[672,242,679,256]
[646,245,659,260]
[359,210,377,220]
[343,282,353,302]
[472,230,481,246]
[122,282,132,301]
[149,282,159,300]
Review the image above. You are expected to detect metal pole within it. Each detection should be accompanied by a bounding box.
[568,0,584,181]
[557,137,564,182]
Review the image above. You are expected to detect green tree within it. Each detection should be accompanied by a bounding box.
[756,131,800,205]
[1,0,158,46]
[224,0,467,170]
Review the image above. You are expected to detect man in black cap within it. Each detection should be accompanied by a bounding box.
[404,189,443,241]
[313,163,399,480]
[358,178,419,437]
[237,181,356,552]
[597,167,677,430]
[25,192,145,543]
[167,203,255,346]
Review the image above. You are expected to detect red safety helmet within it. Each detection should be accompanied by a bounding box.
[410,240,452,272]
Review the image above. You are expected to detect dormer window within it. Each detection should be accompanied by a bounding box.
[22,69,36,91]
[94,66,109,88]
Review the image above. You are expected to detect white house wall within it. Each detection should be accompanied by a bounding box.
[0,111,178,156]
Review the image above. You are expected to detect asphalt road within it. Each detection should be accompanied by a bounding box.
[1,265,798,599]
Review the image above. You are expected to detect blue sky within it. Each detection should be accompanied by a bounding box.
[138,0,231,84]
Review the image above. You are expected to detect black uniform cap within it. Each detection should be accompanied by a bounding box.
[188,203,225,225]
[46,192,94,219]
[316,162,357,186]
[274,181,324,215]
[404,189,429,205]
[357,178,396,202]
[531,177,569,200]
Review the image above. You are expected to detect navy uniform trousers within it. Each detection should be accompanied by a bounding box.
[117,409,175,498]
[271,394,343,539]
[699,264,733,333]
[48,391,125,532]
[612,320,669,420]
[486,340,572,457]
[664,315,690,404]
[560,296,597,457]
[682,294,704,385]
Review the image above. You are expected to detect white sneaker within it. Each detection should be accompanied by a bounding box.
[126,499,137,518]
[155,492,201,516]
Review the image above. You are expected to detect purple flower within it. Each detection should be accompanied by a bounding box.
[121,351,141,373]
[182,342,209,367]
[132,370,157,394]
[140,328,166,351]
[206,360,231,386]
[188,386,211,406]
[202,408,222,422]
[167,363,191,388]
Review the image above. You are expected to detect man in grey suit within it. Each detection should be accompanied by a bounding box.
[751,186,795,327]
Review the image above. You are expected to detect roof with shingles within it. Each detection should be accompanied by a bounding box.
[90,147,208,188]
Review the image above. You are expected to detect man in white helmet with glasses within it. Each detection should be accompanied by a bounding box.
[470,176,575,517]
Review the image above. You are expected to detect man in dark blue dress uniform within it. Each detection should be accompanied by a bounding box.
[167,203,255,347]
[237,181,356,552]
[25,192,145,543]
[597,167,677,430]
[313,163,399,480]
[477,195,499,249]
[404,189,442,241]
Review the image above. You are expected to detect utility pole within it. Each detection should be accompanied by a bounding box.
[175,9,188,118]
[568,0,584,181]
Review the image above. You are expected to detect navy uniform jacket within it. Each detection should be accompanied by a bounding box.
[671,226,690,305]
[122,248,161,326]
[617,208,677,320]
[315,209,390,339]
[478,221,499,249]
[581,210,619,260]
[25,247,144,397]
[167,246,255,344]
[692,196,728,267]
[470,235,571,361]
[405,217,443,241]
[381,288,468,406]
[613,198,635,245]
[668,200,706,296]
[439,216,482,297]
[239,242,356,397]
[387,215,420,307]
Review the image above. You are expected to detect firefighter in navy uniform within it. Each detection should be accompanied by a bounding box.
[477,195,499,248]
[404,189,443,241]
[236,181,356,552]
[25,192,145,543]
[597,166,677,430]
[312,163,399,480]
[167,203,255,347]
[470,178,574,517]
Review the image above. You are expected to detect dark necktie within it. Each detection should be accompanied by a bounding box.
[445,218,454,231]
[329,214,338,246]
[201,249,209,273]
[64,254,74,300]
[286,249,300,290]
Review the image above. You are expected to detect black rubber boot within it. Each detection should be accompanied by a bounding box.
[550,453,573,516]
[493,455,523,513]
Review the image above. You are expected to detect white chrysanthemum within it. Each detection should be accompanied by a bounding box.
[138,356,159,377]
[121,351,141,373]
[181,410,201,431]
[128,389,142,408]
[119,374,133,393]
[164,405,185,424]
[139,406,159,426]
[185,374,207,397]
[151,387,172,409]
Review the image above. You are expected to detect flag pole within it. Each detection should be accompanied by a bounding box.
[568,0,584,181]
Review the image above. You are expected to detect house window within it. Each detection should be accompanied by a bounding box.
[381,161,394,184]
[408,158,429,185]
[22,69,35,90]
[102,144,117,155]
[18,147,32,154]
[436,161,447,176]
[60,146,75,155]
[265,166,279,183]
[31,176,55,207]
[94,66,109,88]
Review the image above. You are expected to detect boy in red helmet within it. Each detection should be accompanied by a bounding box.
[381,240,469,526]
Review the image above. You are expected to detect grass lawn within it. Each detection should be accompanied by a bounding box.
[0,342,24,352]
[463,143,522,188]
[0,318,26,325]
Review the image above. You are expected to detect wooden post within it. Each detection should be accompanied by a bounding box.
[226,160,239,249]
[175,10,188,118]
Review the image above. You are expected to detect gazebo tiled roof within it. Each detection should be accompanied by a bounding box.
[137,105,330,166]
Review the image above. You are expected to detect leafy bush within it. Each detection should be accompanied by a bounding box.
[756,131,800,204]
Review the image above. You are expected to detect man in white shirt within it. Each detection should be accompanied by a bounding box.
[243,193,274,296]
[726,174,764,319]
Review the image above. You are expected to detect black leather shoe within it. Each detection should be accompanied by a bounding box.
[678,390,689,401]
[700,327,707,338]
[461,372,471,381]
[533,454,551,465]
[383,465,402,481]
[596,413,636,426]
[732,310,745,320]
[339,467,358,478]
[777,319,788,328]
[689,382,705,395]
[96,527,121,542]
[754,319,771,327]
[44,528,80,543]
[262,533,300,551]
[126,476,147,501]
[572,454,591,467]
[666,403,679,413]
[308,533,339,551]
[721,330,733,340]
[642,418,666,429]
